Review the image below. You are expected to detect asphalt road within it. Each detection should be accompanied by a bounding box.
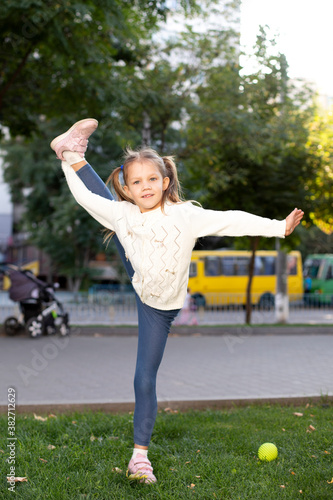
[1,328,332,413]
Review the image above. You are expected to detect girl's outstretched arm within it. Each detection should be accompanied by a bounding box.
[185,204,303,240]
[187,205,287,239]
[285,208,304,236]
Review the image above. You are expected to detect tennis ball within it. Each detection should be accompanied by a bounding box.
[258,443,278,462]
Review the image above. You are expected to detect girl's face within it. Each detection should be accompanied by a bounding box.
[123,161,170,213]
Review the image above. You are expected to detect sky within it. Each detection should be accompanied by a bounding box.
[240,0,333,97]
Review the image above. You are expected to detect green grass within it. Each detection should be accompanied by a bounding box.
[1,403,333,499]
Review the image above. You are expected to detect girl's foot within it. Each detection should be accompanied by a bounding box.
[50,118,98,160]
[126,453,157,484]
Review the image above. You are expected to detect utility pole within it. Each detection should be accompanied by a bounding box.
[275,238,289,323]
[275,54,289,323]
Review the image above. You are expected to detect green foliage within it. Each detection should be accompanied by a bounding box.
[2,123,107,289]
[0,0,201,136]
[0,0,201,288]
[297,225,333,258]
[1,6,327,292]
[122,58,193,153]
[174,26,320,322]
[182,27,317,227]
[305,108,333,235]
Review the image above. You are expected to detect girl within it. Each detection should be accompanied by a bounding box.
[50,118,304,484]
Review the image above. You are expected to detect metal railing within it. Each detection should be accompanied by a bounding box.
[1,291,332,326]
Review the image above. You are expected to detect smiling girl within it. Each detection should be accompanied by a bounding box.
[50,119,304,484]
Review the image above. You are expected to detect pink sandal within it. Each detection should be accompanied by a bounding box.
[126,453,157,484]
[50,118,98,160]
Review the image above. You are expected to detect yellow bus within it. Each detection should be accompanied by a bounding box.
[188,250,303,308]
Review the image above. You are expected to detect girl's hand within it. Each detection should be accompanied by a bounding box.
[285,208,304,236]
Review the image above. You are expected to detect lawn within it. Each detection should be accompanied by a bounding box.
[1,402,332,499]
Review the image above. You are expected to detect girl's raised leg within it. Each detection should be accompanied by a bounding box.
[71,161,134,279]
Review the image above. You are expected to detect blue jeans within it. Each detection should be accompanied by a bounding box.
[77,164,179,446]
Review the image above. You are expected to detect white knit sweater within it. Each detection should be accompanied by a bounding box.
[62,162,286,310]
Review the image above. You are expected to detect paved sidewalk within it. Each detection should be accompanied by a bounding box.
[1,328,333,412]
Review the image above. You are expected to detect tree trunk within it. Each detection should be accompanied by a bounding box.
[67,276,82,297]
[245,236,260,324]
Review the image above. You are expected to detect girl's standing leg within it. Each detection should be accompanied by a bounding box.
[133,300,179,446]
[126,299,179,483]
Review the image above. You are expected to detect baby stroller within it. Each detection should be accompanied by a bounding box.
[2,265,70,338]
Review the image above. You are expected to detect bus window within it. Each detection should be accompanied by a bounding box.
[264,256,276,275]
[304,259,322,279]
[189,261,197,278]
[254,256,263,275]
[304,259,320,278]
[233,257,249,276]
[326,265,333,280]
[204,257,221,276]
[221,257,249,276]
[221,257,235,276]
[254,256,275,275]
[287,255,297,275]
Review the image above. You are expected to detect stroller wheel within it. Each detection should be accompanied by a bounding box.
[59,322,70,336]
[26,317,43,338]
[4,317,21,336]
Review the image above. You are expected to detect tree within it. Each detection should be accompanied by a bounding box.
[180,27,318,322]
[0,0,200,136]
[297,225,333,257]
[119,56,195,152]
[2,123,108,291]
[305,107,333,235]
[0,0,203,289]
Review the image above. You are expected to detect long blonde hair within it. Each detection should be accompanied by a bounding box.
[104,146,184,243]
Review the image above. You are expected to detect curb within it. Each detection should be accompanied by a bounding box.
[1,324,333,338]
[1,395,332,415]
[46,324,333,336]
